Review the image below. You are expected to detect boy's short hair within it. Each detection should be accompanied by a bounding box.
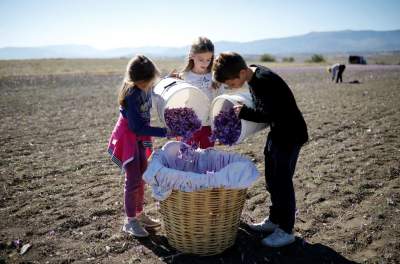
[212,52,247,83]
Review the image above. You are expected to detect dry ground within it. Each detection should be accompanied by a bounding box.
[1,59,399,264]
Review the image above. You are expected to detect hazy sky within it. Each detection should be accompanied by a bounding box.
[1,0,399,49]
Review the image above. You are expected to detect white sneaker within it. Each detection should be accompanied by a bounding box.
[137,213,161,228]
[122,218,149,237]
[248,218,278,232]
[261,227,295,247]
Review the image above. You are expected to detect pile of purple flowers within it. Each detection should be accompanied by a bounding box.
[164,107,202,141]
[211,108,242,146]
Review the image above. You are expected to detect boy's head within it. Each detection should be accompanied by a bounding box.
[212,52,248,89]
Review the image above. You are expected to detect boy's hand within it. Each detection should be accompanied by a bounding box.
[233,102,244,117]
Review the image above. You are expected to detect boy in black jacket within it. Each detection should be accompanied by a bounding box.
[213,52,308,247]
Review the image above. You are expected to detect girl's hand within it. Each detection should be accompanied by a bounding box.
[233,103,243,117]
[168,69,182,79]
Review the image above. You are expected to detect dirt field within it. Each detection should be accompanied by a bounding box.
[1,59,399,264]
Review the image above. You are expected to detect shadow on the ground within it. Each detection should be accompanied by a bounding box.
[139,222,359,264]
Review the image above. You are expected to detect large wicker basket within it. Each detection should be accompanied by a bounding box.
[160,187,247,256]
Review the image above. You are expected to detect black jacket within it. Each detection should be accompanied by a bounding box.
[238,65,308,146]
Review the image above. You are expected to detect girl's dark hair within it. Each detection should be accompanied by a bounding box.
[182,36,215,73]
[212,52,247,83]
[118,55,160,107]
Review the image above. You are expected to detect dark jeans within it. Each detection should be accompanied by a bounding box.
[336,64,346,83]
[264,135,301,233]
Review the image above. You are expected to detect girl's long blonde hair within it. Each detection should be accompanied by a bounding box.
[182,36,215,73]
[118,55,160,107]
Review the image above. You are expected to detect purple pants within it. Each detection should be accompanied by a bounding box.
[124,143,147,218]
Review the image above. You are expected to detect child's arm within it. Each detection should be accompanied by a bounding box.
[125,96,167,137]
[168,69,183,79]
[238,104,271,124]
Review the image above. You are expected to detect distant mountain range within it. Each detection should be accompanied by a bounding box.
[1,30,399,59]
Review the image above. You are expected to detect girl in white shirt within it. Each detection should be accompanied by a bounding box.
[171,37,225,148]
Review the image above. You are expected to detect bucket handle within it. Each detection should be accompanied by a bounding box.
[160,81,177,97]
[164,81,176,90]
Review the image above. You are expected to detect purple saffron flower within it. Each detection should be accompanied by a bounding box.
[164,107,202,142]
[211,108,241,146]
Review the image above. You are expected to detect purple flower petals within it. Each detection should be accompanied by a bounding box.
[164,107,202,142]
[211,108,241,146]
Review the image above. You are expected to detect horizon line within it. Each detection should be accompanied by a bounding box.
[1,28,399,50]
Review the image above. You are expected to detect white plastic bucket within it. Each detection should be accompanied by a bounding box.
[210,93,267,144]
[153,77,211,126]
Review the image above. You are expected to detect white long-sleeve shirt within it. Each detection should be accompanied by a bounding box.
[182,71,225,101]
